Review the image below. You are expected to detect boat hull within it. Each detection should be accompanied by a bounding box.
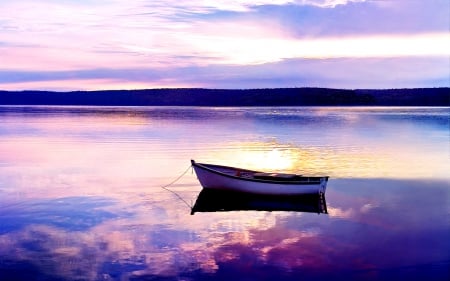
[191,160,328,195]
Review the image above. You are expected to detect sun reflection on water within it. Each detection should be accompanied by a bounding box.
[0,106,449,280]
[204,139,449,179]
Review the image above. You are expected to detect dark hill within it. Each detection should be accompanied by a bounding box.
[0,88,448,106]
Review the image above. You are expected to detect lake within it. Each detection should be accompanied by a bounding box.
[0,106,449,281]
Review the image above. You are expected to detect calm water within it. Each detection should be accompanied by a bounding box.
[0,106,449,281]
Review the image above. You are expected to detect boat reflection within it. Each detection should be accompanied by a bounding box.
[191,189,328,215]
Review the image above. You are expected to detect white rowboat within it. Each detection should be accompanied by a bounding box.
[191,160,328,195]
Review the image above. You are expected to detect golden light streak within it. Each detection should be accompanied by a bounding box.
[206,140,450,179]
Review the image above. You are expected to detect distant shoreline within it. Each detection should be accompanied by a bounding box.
[1,87,449,106]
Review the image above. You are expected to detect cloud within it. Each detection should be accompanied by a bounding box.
[0,0,448,90]
[251,0,449,37]
[294,0,366,8]
[123,0,368,14]
[1,55,448,90]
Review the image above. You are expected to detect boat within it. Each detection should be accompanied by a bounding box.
[191,160,328,195]
[191,189,328,215]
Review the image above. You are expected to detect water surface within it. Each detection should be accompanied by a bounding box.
[0,106,449,280]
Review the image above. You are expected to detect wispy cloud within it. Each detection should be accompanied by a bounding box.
[0,0,448,90]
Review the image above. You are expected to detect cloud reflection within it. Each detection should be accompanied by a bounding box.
[0,179,448,280]
[0,106,449,279]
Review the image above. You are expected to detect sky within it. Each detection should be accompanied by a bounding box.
[0,0,449,91]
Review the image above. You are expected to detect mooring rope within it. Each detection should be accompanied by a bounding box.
[160,164,193,209]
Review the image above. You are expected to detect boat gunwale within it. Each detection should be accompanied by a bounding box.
[191,160,328,185]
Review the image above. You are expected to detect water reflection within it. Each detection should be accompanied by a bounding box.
[0,179,447,280]
[0,106,449,280]
[0,196,122,234]
[191,189,328,215]
[0,106,448,180]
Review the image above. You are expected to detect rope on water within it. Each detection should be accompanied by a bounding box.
[161,164,193,209]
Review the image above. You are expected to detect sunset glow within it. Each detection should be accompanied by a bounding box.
[0,0,448,90]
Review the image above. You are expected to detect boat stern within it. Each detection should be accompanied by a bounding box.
[320,177,328,193]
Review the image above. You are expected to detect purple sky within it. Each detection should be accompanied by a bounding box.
[0,0,449,90]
